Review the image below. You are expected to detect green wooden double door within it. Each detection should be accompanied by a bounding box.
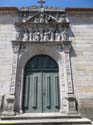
[23,55,60,113]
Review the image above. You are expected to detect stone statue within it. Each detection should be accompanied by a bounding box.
[16,30,20,40]
[29,30,33,41]
[43,30,50,41]
[33,30,40,41]
[23,29,29,41]
[55,31,61,41]
[40,13,45,23]
[62,30,69,41]
[16,29,24,41]
[59,15,66,22]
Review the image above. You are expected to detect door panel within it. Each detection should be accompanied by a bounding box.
[24,72,60,113]
[24,73,42,113]
[42,72,60,112]
[24,75,30,108]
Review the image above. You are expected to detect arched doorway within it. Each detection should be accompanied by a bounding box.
[23,55,60,113]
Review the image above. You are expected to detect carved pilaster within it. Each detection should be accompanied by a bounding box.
[10,42,20,95]
[64,46,73,94]
[63,41,77,114]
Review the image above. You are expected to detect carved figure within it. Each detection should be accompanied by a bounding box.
[40,12,45,23]
[16,29,24,41]
[43,30,50,41]
[23,29,29,41]
[33,30,40,41]
[55,31,61,41]
[62,30,69,41]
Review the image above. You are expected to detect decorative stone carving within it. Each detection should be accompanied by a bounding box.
[16,28,24,41]
[2,95,15,116]
[64,45,73,94]
[40,28,43,41]
[10,43,20,95]
[62,30,69,41]
[23,29,29,41]
[65,94,77,114]
[7,95,15,112]
[40,13,45,23]
[44,30,50,41]
[33,30,40,41]
[50,28,54,41]
[29,29,33,41]
[55,30,61,41]
[63,41,77,114]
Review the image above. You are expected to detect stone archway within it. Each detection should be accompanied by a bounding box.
[15,45,64,113]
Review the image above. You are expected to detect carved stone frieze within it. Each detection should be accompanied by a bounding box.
[16,27,69,42]
[15,7,69,43]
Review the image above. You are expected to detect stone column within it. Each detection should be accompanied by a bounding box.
[40,28,43,42]
[50,28,54,41]
[2,42,20,116]
[63,40,77,114]
[29,28,33,41]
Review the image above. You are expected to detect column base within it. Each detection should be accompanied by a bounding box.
[1,95,15,116]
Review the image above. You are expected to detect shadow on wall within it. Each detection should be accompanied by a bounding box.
[70,46,77,57]
[0,95,4,113]
[79,99,93,120]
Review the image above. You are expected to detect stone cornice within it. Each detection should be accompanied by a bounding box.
[65,8,93,12]
[0,7,18,11]
[0,7,93,12]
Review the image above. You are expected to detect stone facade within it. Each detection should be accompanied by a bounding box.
[0,7,93,123]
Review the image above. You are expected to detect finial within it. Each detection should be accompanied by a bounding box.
[38,0,45,8]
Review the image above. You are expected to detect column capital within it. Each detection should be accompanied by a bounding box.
[63,41,72,53]
[12,41,20,53]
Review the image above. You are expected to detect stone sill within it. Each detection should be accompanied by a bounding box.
[1,112,81,120]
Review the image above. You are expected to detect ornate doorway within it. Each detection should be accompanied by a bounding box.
[23,55,60,113]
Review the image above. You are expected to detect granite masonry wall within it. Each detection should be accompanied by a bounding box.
[67,11,93,120]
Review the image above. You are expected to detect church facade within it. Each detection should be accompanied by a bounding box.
[0,4,93,125]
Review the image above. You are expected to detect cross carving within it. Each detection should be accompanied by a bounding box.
[38,0,45,8]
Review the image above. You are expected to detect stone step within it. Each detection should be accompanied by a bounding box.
[0,113,91,125]
[1,113,81,120]
[0,118,91,125]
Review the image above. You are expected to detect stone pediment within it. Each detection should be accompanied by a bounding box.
[22,12,59,24]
